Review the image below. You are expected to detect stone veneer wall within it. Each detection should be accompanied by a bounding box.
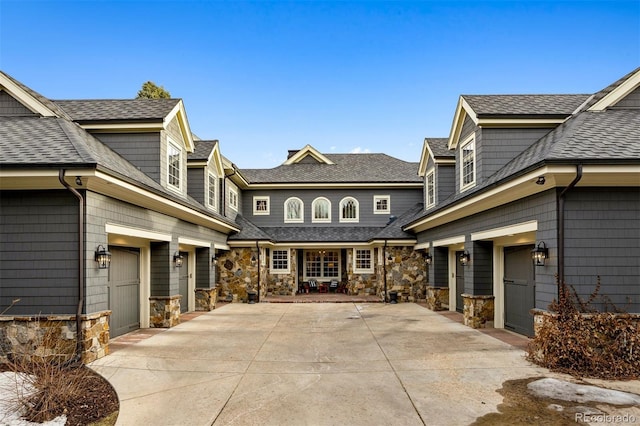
[426,286,449,311]
[149,295,181,328]
[0,311,111,364]
[265,249,298,296]
[216,248,260,302]
[195,288,218,311]
[384,246,428,302]
[462,294,494,328]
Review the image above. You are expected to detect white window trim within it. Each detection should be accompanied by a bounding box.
[339,197,359,223]
[228,187,238,211]
[373,195,391,214]
[166,138,182,193]
[284,197,304,223]
[207,172,218,212]
[460,134,476,192]
[303,249,341,281]
[270,248,290,274]
[426,169,435,209]
[253,196,270,215]
[312,197,331,223]
[353,248,374,274]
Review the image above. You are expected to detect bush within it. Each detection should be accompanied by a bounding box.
[527,278,639,380]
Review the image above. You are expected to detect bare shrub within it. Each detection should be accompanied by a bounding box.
[527,278,639,380]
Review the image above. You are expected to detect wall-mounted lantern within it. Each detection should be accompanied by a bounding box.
[459,251,470,266]
[531,241,549,266]
[94,245,112,269]
[251,254,257,267]
[212,255,218,266]
[173,251,184,268]
[424,252,433,265]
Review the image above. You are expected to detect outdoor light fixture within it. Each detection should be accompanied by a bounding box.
[94,245,112,269]
[531,241,549,266]
[459,251,470,266]
[424,252,433,265]
[536,176,546,185]
[251,255,257,266]
[173,251,184,267]
[212,255,218,265]
[75,176,83,186]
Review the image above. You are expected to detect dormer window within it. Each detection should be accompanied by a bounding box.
[426,169,435,208]
[167,139,182,191]
[207,172,218,212]
[339,197,359,223]
[460,136,475,191]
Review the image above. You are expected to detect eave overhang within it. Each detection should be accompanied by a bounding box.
[404,163,640,233]
[242,182,424,190]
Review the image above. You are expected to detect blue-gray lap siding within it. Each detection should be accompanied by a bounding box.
[92,132,162,183]
[614,86,640,108]
[242,188,423,227]
[0,191,79,315]
[187,168,205,205]
[0,91,37,116]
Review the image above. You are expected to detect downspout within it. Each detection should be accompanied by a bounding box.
[383,240,388,303]
[58,169,84,363]
[557,164,583,292]
[256,241,261,302]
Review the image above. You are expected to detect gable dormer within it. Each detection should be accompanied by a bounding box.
[188,140,224,213]
[447,94,590,192]
[283,144,335,165]
[54,98,194,197]
[418,138,455,211]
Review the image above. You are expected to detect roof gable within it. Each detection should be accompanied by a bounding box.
[0,71,69,118]
[418,138,453,176]
[588,68,640,111]
[188,140,224,176]
[283,144,335,165]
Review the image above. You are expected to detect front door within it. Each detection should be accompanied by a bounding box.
[455,251,465,313]
[504,245,535,336]
[108,247,140,338]
[179,252,189,313]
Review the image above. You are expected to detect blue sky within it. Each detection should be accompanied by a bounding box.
[1,1,638,169]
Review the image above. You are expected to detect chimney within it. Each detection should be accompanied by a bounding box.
[287,149,300,159]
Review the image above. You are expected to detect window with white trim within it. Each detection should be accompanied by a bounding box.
[207,172,218,211]
[270,249,290,273]
[305,250,339,280]
[373,195,390,214]
[339,197,359,222]
[461,136,475,190]
[284,197,303,223]
[228,188,238,211]
[312,197,331,223]
[253,196,270,215]
[353,248,373,273]
[167,140,181,191]
[426,170,435,208]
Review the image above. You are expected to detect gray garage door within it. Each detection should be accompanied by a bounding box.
[179,252,189,313]
[108,247,140,338]
[504,245,535,336]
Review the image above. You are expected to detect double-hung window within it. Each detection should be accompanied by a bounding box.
[461,136,475,190]
[353,248,373,273]
[167,140,181,191]
[228,188,238,211]
[270,249,290,274]
[208,172,218,211]
[426,170,435,208]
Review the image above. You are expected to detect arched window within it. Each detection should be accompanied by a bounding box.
[312,197,331,223]
[284,197,304,223]
[339,197,359,222]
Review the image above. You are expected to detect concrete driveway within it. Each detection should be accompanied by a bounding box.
[90,303,548,426]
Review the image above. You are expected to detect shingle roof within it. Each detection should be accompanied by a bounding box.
[1,71,72,120]
[189,140,218,161]
[462,94,590,117]
[54,99,181,122]
[425,138,453,158]
[373,203,424,240]
[229,215,273,240]
[261,226,386,243]
[240,153,421,184]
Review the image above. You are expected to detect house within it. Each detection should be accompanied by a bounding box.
[406,68,640,335]
[216,144,427,301]
[0,71,238,361]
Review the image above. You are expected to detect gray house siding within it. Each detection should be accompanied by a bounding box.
[187,168,205,205]
[0,191,79,315]
[417,190,558,308]
[92,132,162,183]
[613,86,640,108]
[0,91,36,116]
[455,116,480,191]
[480,128,552,181]
[436,164,455,207]
[563,187,640,312]
[242,188,422,227]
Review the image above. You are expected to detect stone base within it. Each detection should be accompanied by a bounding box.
[0,311,111,364]
[149,295,181,328]
[462,294,494,329]
[195,288,218,311]
[426,286,449,311]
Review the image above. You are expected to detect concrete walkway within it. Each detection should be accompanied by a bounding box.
[90,303,548,426]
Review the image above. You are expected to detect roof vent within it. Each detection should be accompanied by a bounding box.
[387,215,397,225]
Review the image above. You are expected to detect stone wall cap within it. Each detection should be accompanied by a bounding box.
[461,293,494,299]
[149,295,182,300]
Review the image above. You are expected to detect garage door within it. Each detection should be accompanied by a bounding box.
[108,247,140,338]
[504,245,535,336]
